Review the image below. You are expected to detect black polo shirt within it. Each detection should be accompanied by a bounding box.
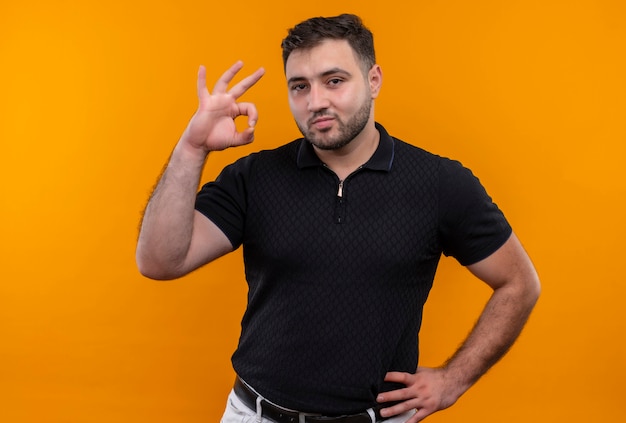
[195,123,511,414]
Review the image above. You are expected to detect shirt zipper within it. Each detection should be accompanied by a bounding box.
[324,165,364,224]
[335,180,345,224]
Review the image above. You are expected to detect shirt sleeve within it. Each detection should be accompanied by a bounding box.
[194,154,256,249]
[438,158,512,266]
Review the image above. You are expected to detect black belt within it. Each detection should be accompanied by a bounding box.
[233,378,386,423]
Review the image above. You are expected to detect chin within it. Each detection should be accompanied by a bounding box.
[307,136,353,151]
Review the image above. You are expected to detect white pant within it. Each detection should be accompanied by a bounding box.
[220,389,414,423]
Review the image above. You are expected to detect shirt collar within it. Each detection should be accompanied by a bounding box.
[296,122,395,172]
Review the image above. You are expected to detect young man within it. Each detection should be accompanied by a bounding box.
[136,14,540,423]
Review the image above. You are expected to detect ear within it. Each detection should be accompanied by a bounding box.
[368,64,383,99]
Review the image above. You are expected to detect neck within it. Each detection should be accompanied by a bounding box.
[314,123,380,181]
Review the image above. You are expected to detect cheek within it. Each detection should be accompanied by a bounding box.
[335,93,362,115]
[288,96,307,119]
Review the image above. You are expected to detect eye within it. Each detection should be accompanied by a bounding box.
[328,78,343,87]
[291,83,308,92]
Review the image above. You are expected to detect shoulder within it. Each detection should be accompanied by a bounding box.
[229,139,302,169]
[379,124,480,187]
[215,139,302,182]
[393,137,470,172]
[388,135,464,184]
[387,132,494,210]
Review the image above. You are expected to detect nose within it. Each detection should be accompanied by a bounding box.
[307,84,330,112]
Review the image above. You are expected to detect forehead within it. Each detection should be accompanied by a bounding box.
[285,39,361,80]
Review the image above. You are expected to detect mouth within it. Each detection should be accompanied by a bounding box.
[309,116,335,130]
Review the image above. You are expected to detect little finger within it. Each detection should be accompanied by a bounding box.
[228,67,265,99]
[378,399,420,420]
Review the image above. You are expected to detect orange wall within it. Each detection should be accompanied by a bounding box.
[1,1,624,422]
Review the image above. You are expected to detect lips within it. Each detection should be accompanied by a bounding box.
[309,116,335,130]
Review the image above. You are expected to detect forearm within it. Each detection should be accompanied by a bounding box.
[378,235,540,421]
[135,62,264,279]
[441,278,540,397]
[136,141,208,279]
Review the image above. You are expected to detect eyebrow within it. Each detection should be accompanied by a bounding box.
[287,67,353,85]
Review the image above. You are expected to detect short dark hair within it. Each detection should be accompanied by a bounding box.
[281,14,376,72]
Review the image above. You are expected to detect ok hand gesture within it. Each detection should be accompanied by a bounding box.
[181,61,265,154]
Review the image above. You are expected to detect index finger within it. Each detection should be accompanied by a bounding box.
[384,371,412,384]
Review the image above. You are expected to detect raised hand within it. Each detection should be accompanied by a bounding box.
[181,61,265,153]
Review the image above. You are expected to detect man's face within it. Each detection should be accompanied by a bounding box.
[285,39,380,150]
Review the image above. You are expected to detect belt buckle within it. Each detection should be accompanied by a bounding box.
[306,410,375,423]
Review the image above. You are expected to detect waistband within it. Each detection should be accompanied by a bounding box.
[233,378,386,423]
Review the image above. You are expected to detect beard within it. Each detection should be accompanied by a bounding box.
[296,98,372,151]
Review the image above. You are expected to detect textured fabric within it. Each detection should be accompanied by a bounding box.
[196,123,512,414]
